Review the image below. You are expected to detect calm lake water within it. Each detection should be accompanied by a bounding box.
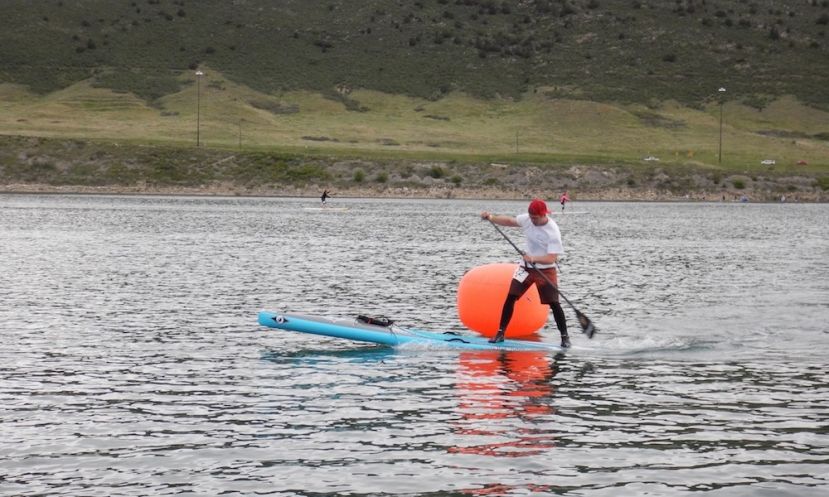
[1,194,827,496]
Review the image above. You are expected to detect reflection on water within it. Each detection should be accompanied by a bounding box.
[1,194,828,496]
[452,351,560,458]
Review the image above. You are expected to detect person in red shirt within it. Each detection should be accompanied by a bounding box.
[559,191,570,211]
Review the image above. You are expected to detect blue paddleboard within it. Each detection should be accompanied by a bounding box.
[258,311,563,352]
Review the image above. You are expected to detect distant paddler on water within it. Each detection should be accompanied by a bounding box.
[320,189,335,205]
[559,191,570,211]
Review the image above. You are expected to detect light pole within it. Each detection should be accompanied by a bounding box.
[718,87,726,164]
[195,70,204,147]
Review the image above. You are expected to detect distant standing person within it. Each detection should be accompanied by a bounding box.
[559,191,570,211]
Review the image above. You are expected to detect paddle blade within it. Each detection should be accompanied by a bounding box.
[576,311,596,338]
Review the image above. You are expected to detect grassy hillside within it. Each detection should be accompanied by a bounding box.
[1,0,828,107]
[1,72,827,170]
[0,0,826,197]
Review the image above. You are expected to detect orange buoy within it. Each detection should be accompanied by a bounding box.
[456,263,548,338]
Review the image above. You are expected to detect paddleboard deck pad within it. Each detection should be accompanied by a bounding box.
[258,311,562,352]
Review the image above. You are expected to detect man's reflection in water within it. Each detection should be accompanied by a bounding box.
[450,350,563,458]
[459,483,558,496]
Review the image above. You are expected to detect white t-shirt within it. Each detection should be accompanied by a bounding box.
[516,213,564,269]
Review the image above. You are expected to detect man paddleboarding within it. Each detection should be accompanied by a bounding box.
[480,198,570,347]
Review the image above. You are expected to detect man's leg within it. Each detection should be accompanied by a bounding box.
[537,269,570,348]
[490,294,519,343]
[550,302,570,348]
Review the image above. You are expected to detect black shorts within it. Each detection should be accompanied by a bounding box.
[508,266,559,304]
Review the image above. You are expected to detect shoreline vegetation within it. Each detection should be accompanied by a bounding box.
[1,135,826,203]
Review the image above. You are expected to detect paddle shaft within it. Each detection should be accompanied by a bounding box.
[487,218,596,337]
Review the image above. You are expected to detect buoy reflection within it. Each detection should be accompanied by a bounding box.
[450,350,562,458]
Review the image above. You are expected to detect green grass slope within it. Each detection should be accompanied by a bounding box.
[0,68,829,173]
[1,71,827,170]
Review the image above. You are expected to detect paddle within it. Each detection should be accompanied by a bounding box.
[487,218,596,338]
